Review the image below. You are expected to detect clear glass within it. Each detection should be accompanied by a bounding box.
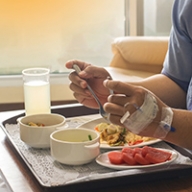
[22,68,51,116]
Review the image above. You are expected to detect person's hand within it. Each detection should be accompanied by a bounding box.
[65,60,112,109]
[103,79,168,137]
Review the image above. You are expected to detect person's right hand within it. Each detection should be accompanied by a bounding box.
[65,60,112,109]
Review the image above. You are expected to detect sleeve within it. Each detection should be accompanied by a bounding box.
[161,0,192,92]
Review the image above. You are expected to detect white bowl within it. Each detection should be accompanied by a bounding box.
[50,128,100,165]
[18,113,66,148]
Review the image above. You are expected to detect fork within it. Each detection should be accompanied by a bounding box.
[72,64,110,122]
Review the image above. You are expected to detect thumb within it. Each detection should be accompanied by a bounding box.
[103,79,134,96]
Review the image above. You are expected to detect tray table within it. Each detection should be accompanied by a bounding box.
[1,104,192,191]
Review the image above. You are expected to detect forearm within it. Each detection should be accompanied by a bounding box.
[130,74,186,109]
[165,108,192,149]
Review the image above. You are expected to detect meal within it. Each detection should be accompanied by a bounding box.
[108,146,172,165]
[94,122,155,146]
[26,122,45,127]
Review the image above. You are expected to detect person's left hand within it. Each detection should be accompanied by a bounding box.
[103,79,168,137]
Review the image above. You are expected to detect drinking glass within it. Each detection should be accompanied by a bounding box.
[22,68,51,116]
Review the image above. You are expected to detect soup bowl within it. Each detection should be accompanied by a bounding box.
[50,128,100,165]
[18,113,66,148]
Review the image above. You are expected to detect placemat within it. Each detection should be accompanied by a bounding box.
[4,114,192,187]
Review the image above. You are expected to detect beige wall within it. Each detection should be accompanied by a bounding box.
[0,0,124,74]
[0,75,74,104]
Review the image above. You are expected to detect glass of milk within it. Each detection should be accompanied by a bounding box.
[22,68,51,116]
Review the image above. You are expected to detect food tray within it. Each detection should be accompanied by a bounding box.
[1,104,192,191]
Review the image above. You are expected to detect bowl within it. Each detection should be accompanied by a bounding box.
[50,128,100,165]
[18,113,66,148]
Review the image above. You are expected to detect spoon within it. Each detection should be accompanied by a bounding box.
[72,64,110,122]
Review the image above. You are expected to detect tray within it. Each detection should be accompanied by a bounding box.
[0,169,13,192]
[1,104,192,191]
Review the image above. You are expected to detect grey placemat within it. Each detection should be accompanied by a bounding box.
[5,114,192,187]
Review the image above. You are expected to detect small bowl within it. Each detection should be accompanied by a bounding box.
[18,113,66,148]
[50,128,100,165]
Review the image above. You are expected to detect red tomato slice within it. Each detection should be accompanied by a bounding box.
[122,151,137,165]
[108,151,124,165]
[133,147,151,165]
[141,146,149,157]
[133,147,142,154]
[142,146,172,164]
[134,153,151,165]
[122,147,136,155]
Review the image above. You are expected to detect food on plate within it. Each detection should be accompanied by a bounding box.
[94,122,155,146]
[26,122,45,127]
[107,151,124,165]
[141,146,172,164]
[108,146,172,165]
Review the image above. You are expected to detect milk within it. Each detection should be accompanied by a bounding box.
[24,80,50,115]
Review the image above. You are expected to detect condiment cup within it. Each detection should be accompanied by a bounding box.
[50,128,100,165]
[18,113,66,148]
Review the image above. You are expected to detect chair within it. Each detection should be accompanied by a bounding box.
[106,36,169,81]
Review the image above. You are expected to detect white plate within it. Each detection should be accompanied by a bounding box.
[77,117,161,149]
[96,148,178,170]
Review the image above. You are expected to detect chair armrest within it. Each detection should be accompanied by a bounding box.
[110,36,169,73]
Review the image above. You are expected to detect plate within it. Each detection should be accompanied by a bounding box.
[77,117,161,149]
[96,148,178,170]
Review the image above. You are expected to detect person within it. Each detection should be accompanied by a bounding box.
[65,0,192,150]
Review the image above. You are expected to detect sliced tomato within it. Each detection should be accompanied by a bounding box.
[133,147,142,154]
[108,151,124,165]
[134,153,151,165]
[131,147,150,165]
[142,146,172,164]
[122,152,138,165]
[141,146,149,157]
[130,140,143,146]
[122,147,136,155]
[121,148,138,165]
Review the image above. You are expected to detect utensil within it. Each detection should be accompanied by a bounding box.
[72,64,110,121]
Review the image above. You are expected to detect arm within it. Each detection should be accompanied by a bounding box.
[132,74,186,109]
[142,75,192,149]
[167,108,192,149]
[66,60,192,149]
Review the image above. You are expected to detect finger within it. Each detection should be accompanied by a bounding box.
[68,71,88,89]
[104,102,124,117]
[107,94,142,113]
[104,80,135,96]
[82,66,110,79]
[73,92,92,101]
[65,60,90,70]
[104,100,138,118]
[107,114,123,127]
[66,60,110,82]
[74,92,101,109]
[107,94,128,106]
[69,83,90,97]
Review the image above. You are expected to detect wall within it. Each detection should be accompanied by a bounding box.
[144,0,174,36]
[0,74,74,105]
[0,0,124,74]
